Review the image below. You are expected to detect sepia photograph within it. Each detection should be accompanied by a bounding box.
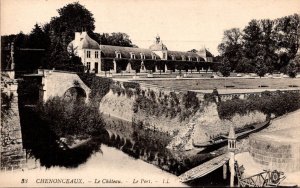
[1,0,300,187]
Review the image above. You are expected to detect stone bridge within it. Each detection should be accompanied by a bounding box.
[38,70,91,102]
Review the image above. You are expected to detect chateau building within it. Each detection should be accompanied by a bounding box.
[67,32,217,74]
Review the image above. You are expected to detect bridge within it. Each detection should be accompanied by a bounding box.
[25,69,91,102]
[178,153,230,183]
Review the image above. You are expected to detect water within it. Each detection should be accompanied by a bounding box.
[17,106,229,187]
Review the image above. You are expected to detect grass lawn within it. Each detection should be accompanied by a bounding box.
[136,78,300,91]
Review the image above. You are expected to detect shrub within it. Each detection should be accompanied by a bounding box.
[36,97,106,138]
[77,73,112,104]
[287,61,297,78]
[217,91,300,119]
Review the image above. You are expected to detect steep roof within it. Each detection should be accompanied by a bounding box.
[67,32,100,51]
[81,33,100,50]
[198,48,214,58]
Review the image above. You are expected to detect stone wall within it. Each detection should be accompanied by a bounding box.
[249,128,300,172]
[1,79,26,171]
[40,70,91,102]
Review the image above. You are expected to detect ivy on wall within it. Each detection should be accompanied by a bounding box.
[217,90,300,120]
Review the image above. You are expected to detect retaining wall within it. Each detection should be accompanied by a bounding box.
[249,128,300,172]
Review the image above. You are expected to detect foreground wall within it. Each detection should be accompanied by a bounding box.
[100,81,267,151]
[0,79,26,171]
[249,128,300,172]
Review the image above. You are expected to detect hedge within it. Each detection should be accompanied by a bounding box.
[217,90,300,119]
[101,58,114,71]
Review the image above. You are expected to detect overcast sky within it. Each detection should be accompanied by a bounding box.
[1,0,299,54]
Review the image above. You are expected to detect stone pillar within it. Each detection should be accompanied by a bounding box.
[113,60,117,73]
[164,64,169,73]
[228,124,236,187]
[126,62,132,73]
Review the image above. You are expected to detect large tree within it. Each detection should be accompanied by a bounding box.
[259,19,278,72]
[274,14,300,69]
[28,24,50,49]
[243,19,263,60]
[50,2,95,44]
[46,2,96,70]
[218,28,243,70]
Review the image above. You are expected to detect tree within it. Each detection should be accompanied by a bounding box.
[52,2,95,43]
[235,57,256,73]
[106,32,134,47]
[255,56,268,78]
[28,24,50,49]
[174,61,186,76]
[287,60,297,78]
[45,2,96,70]
[259,19,277,72]
[219,58,231,87]
[188,49,198,53]
[218,28,243,70]
[274,14,300,70]
[243,20,263,61]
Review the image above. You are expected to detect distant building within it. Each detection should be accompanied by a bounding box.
[67,32,217,74]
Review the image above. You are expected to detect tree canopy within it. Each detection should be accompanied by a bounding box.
[218,14,300,74]
[1,2,136,72]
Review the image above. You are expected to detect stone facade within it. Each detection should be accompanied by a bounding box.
[1,77,26,171]
[67,32,216,74]
[249,128,300,172]
[39,70,91,102]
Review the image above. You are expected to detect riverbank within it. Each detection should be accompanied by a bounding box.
[235,109,300,186]
[0,145,186,187]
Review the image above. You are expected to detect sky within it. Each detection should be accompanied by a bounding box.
[1,0,300,55]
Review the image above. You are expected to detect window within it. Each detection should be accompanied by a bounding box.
[95,51,99,58]
[87,50,91,58]
[162,52,166,59]
[140,53,145,59]
[87,62,91,71]
[181,55,186,61]
[152,54,156,60]
[130,53,135,59]
[116,52,121,58]
[171,55,175,61]
[188,56,192,61]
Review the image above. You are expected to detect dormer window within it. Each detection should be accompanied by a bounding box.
[162,52,166,59]
[196,57,200,62]
[140,53,145,59]
[171,55,175,61]
[115,51,121,58]
[152,53,156,60]
[181,55,186,61]
[130,52,136,59]
[188,56,192,61]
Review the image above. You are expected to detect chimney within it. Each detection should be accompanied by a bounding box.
[75,32,81,41]
[81,31,87,39]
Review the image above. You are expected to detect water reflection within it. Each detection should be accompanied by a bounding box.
[19,106,103,168]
